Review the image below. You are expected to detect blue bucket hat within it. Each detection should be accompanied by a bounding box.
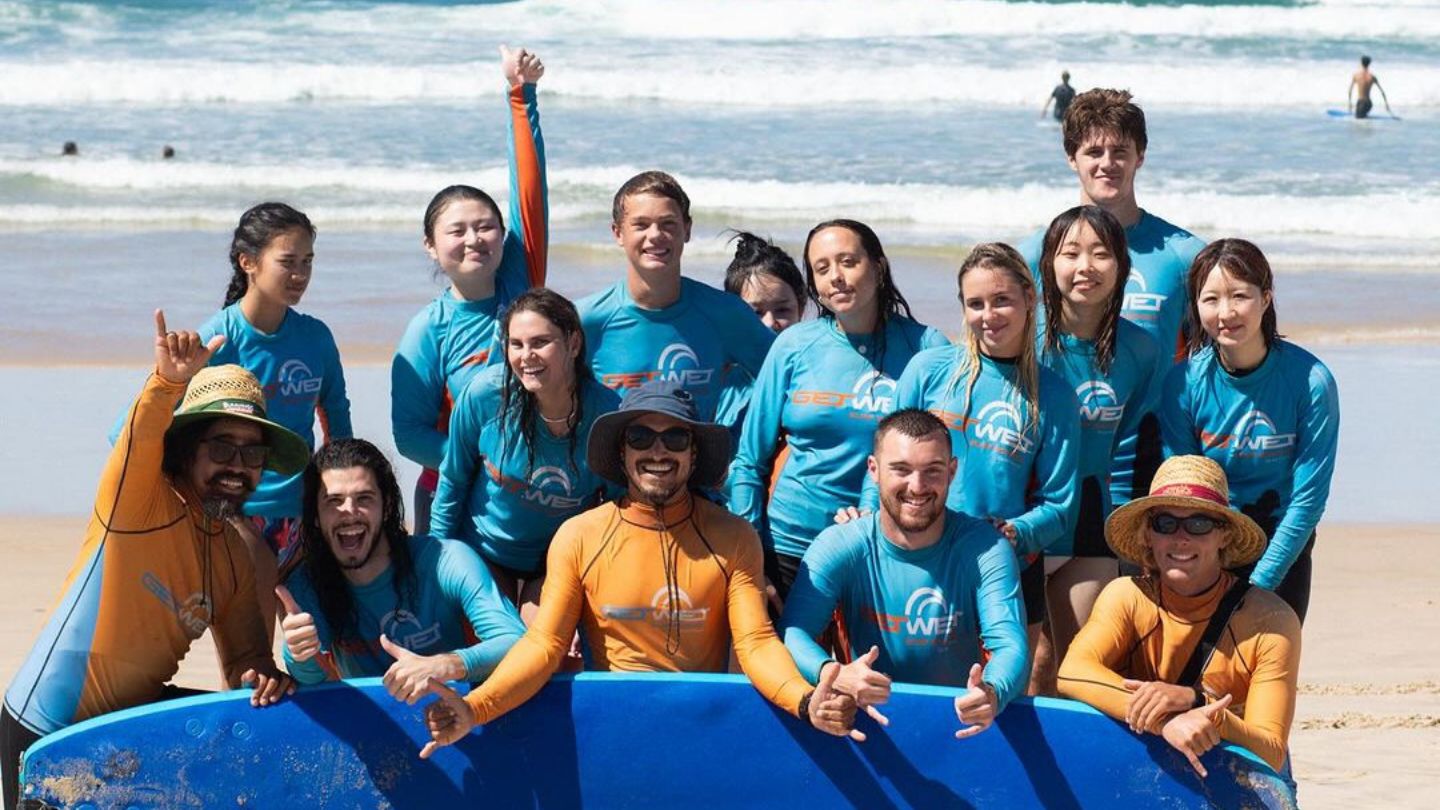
[586,380,732,490]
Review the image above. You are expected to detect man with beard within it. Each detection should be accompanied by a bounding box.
[416,380,857,757]
[781,409,1028,739]
[3,312,304,810]
[277,438,524,702]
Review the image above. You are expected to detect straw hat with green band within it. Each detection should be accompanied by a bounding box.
[1105,455,1268,570]
[167,365,311,475]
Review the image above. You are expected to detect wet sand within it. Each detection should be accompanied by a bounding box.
[0,517,1434,807]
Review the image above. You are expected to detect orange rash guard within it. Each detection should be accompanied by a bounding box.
[462,493,811,725]
[1057,572,1301,772]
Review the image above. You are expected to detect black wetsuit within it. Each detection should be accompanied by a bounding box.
[1051,83,1076,121]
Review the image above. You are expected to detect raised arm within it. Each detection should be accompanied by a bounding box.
[499,45,548,292]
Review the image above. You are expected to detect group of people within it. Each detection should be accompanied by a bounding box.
[3,46,1339,808]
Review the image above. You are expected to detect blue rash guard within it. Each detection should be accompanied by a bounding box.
[1036,319,1159,556]
[281,534,525,684]
[1020,211,1205,505]
[780,510,1027,707]
[577,276,776,430]
[1158,341,1340,590]
[729,317,949,560]
[201,305,351,519]
[862,347,1081,558]
[430,365,622,573]
[391,82,549,475]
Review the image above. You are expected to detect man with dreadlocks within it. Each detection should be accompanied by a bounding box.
[277,439,524,703]
[416,380,858,757]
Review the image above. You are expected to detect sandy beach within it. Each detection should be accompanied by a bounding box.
[1,516,1433,807]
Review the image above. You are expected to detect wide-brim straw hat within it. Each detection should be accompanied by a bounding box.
[167,365,311,475]
[587,379,732,490]
[1105,455,1268,570]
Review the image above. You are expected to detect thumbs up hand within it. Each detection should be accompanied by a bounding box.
[807,657,860,739]
[1161,693,1234,777]
[830,645,893,728]
[419,678,477,759]
[953,662,999,739]
[275,585,320,663]
[380,634,466,705]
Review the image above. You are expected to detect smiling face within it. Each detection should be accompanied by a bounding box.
[1146,509,1229,595]
[317,465,390,583]
[612,192,691,280]
[871,428,955,537]
[240,227,314,308]
[1052,219,1119,314]
[621,413,696,507]
[425,197,506,290]
[739,273,802,333]
[506,309,580,395]
[1197,264,1272,357]
[188,417,266,517]
[960,265,1034,358]
[1067,130,1144,211]
[806,226,881,326]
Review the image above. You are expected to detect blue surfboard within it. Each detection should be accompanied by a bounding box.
[1326,108,1400,121]
[20,673,1297,809]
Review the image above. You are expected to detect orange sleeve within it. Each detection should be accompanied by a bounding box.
[212,537,278,688]
[508,83,547,287]
[463,518,583,724]
[726,518,810,717]
[1056,578,1144,721]
[1216,604,1301,772]
[100,373,187,531]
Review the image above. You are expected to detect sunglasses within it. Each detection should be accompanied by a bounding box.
[202,438,270,469]
[1149,512,1226,536]
[623,425,693,452]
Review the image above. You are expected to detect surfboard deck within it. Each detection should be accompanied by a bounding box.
[1326,108,1400,121]
[20,673,1297,809]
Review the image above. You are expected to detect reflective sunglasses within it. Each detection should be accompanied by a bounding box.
[202,438,270,469]
[1149,512,1226,536]
[623,425,693,452]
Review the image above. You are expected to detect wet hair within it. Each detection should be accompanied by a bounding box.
[1039,205,1132,373]
[611,170,691,225]
[422,185,504,245]
[224,202,317,307]
[873,408,951,454]
[161,418,212,481]
[1361,55,1372,67]
[296,439,416,650]
[948,242,1042,449]
[1062,88,1148,159]
[801,219,916,373]
[497,288,593,477]
[723,230,806,319]
[1183,238,1282,355]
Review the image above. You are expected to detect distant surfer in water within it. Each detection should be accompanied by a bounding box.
[2,317,302,810]
[1041,71,1075,122]
[60,141,77,156]
[1348,55,1394,119]
[416,380,858,758]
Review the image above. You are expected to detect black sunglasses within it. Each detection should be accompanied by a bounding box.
[623,425,693,452]
[1149,512,1226,536]
[202,438,270,469]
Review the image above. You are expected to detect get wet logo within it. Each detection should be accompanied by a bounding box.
[1075,381,1125,429]
[1200,410,1296,458]
[264,358,322,404]
[485,461,587,511]
[933,401,1034,457]
[601,586,709,628]
[861,586,961,647]
[791,370,897,417]
[380,609,442,652]
[601,342,714,390]
[142,573,212,639]
[1122,271,1166,320]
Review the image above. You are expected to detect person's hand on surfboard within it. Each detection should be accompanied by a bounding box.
[501,45,545,89]
[276,585,321,663]
[153,309,225,385]
[827,646,893,730]
[807,659,861,740]
[953,663,999,739]
[239,665,295,708]
[419,678,478,759]
[1161,693,1233,778]
[380,634,466,705]
[1122,679,1197,735]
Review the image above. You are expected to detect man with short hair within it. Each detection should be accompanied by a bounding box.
[3,313,301,810]
[1041,70,1076,122]
[578,171,777,432]
[1348,55,1394,119]
[1058,455,1300,777]
[782,409,1028,738]
[277,438,525,703]
[417,380,857,756]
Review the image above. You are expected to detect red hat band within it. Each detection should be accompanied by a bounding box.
[1150,483,1227,506]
